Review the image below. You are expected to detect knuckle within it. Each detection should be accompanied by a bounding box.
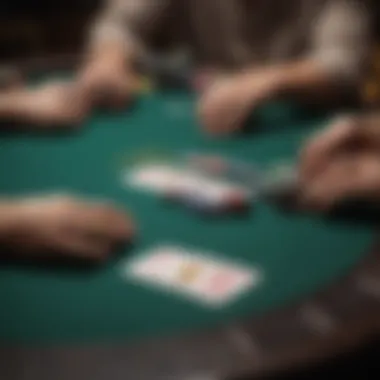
[57,196,77,210]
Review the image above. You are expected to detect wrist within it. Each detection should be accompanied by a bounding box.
[0,90,29,119]
[0,201,26,237]
[243,67,284,101]
[367,180,380,200]
[85,43,133,73]
[86,55,124,74]
[261,67,287,98]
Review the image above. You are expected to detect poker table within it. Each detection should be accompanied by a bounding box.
[0,68,380,380]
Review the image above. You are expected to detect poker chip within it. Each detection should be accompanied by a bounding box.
[186,154,228,176]
[225,192,251,212]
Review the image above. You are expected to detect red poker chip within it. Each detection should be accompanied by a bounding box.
[226,192,250,209]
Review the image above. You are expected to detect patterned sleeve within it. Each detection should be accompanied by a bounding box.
[310,0,372,85]
[88,0,169,54]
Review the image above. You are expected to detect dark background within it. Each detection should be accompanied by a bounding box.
[0,0,379,63]
[0,0,100,61]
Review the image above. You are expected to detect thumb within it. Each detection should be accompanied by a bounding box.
[299,160,359,212]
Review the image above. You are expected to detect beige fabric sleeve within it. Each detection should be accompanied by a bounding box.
[88,0,168,54]
[310,0,371,85]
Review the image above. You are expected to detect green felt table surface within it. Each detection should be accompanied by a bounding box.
[0,88,373,346]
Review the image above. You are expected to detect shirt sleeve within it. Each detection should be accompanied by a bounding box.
[310,0,371,86]
[88,0,169,54]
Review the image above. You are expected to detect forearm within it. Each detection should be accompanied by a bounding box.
[81,0,165,77]
[0,201,21,239]
[0,91,27,120]
[82,38,136,75]
[353,112,380,142]
[253,60,354,104]
[277,60,344,97]
[82,8,138,76]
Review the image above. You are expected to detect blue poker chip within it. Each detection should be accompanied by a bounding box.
[184,153,228,177]
[184,153,262,188]
[181,188,251,215]
[180,190,226,215]
[226,160,263,192]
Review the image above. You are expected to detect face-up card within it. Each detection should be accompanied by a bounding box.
[126,164,183,193]
[124,163,249,202]
[122,245,262,307]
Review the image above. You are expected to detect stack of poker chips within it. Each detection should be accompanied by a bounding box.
[163,153,299,215]
[183,153,299,210]
[164,185,250,216]
[161,154,255,215]
[256,162,300,211]
[184,153,262,188]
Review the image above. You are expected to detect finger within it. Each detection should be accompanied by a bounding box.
[54,233,112,261]
[109,87,132,109]
[199,102,234,136]
[299,116,356,184]
[299,158,361,212]
[72,203,135,241]
[299,118,350,182]
[198,99,215,133]
[78,75,112,105]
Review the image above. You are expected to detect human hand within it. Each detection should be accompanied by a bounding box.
[299,114,380,185]
[1,195,134,261]
[13,81,89,127]
[198,71,278,136]
[299,153,380,212]
[79,60,138,109]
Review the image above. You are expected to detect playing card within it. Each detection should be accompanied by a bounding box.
[125,162,249,203]
[122,245,262,307]
[197,180,248,203]
[126,164,183,193]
